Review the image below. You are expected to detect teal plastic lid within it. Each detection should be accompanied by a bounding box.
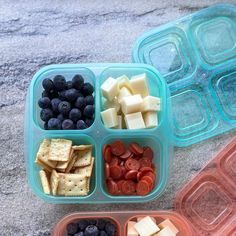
[133,4,236,147]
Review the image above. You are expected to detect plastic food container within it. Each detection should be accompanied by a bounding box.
[24,63,173,203]
[133,4,236,147]
[52,137,236,236]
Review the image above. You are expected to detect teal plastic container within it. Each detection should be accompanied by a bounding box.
[133,4,236,147]
[24,63,173,203]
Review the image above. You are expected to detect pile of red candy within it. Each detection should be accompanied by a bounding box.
[103,140,156,196]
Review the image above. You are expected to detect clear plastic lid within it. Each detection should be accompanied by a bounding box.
[133,4,236,147]
[174,137,236,235]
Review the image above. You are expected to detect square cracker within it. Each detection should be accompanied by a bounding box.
[56,148,74,171]
[64,174,88,196]
[72,145,92,151]
[74,157,94,177]
[73,148,92,167]
[50,169,59,195]
[65,150,78,173]
[35,158,53,172]
[39,170,50,194]
[48,139,72,162]
[57,173,66,195]
[36,139,57,168]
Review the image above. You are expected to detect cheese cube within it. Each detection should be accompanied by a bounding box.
[101,108,118,128]
[104,97,120,113]
[125,112,145,130]
[127,221,139,236]
[143,111,158,128]
[117,75,132,90]
[142,96,160,112]
[158,219,179,235]
[117,87,132,103]
[134,216,160,236]
[130,73,149,97]
[155,226,176,236]
[121,94,143,114]
[113,115,123,129]
[101,77,119,101]
[137,216,156,224]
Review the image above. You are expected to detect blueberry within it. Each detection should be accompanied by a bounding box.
[66,223,79,235]
[44,122,48,130]
[38,97,51,109]
[57,113,66,122]
[48,118,62,130]
[84,118,94,127]
[88,219,97,225]
[42,90,49,97]
[83,105,94,118]
[58,90,67,100]
[69,108,82,122]
[96,219,107,230]
[76,120,88,130]
[84,225,99,236]
[75,97,86,110]
[65,88,79,102]
[72,74,84,90]
[51,98,61,113]
[82,83,94,96]
[42,89,57,99]
[58,101,71,115]
[62,119,74,130]
[42,78,55,92]
[40,108,53,122]
[77,220,89,231]
[53,75,67,91]
[100,231,108,236]
[105,223,116,236]
[67,81,73,89]
[74,232,84,236]
[85,95,94,105]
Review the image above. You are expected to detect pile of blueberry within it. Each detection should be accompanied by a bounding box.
[38,74,95,130]
[66,219,117,236]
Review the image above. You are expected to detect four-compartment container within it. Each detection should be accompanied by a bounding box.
[133,3,236,147]
[24,63,172,203]
[52,137,236,236]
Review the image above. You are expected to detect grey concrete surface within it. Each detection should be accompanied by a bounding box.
[0,0,235,235]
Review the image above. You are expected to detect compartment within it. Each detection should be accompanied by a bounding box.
[171,84,218,140]
[211,69,236,120]
[32,66,96,130]
[99,65,165,131]
[29,133,98,203]
[133,28,196,83]
[193,17,236,65]
[175,137,236,235]
[100,135,168,201]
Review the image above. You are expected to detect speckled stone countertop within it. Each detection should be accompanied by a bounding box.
[0,0,235,235]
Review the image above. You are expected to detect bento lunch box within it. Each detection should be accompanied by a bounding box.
[24,63,173,203]
[133,4,236,147]
[52,137,236,236]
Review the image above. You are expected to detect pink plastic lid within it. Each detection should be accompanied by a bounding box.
[174,138,236,236]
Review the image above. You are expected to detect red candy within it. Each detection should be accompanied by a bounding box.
[103,141,156,196]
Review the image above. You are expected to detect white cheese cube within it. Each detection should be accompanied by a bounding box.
[142,96,161,112]
[155,226,176,236]
[101,77,119,101]
[104,97,120,113]
[101,108,118,128]
[113,115,123,129]
[127,221,139,236]
[143,111,158,128]
[137,216,156,224]
[158,219,179,235]
[134,216,160,236]
[117,87,132,103]
[117,75,132,90]
[130,73,149,97]
[121,94,143,114]
[125,112,145,129]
